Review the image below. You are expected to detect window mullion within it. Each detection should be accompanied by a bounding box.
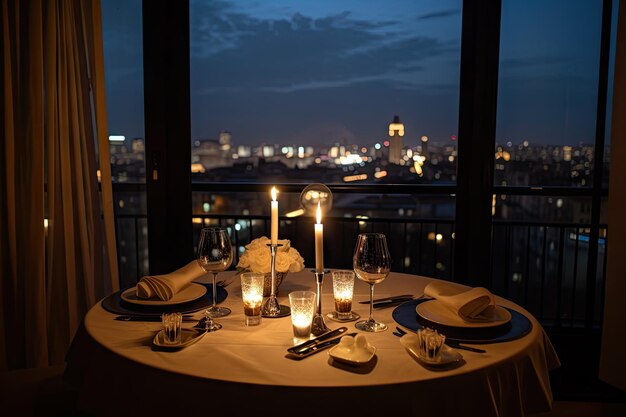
[454,0,502,287]
[143,0,192,274]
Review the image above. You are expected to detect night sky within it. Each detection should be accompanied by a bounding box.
[101,0,607,147]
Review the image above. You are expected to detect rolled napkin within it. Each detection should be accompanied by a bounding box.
[137,261,206,301]
[423,281,496,322]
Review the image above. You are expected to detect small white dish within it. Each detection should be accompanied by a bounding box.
[328,334,376,365]
[416,300,511,328]
[152,328,206,350]
[400,333,463,366]
[121,282,206,306]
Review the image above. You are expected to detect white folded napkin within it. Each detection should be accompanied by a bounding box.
[136,261,206,301]
[423,281,496,322]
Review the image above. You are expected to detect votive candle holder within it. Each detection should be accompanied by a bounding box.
[241,272,264,326]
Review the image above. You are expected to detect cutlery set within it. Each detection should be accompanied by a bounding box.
[286,327,358,360]
[115,315,197,322]
[359,293,433,309]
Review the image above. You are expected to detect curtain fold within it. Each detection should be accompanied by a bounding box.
[1,0,118,370]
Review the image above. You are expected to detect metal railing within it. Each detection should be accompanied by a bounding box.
[491,220,607,328]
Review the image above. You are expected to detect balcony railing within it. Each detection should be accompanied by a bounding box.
[491,220,607,328]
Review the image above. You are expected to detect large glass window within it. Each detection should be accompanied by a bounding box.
[495,0,603,189]
[102,0,146,183]
[189,0,462,278]
[102,0,148,286]
[189,0,462,186]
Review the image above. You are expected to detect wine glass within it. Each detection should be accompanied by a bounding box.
[197,227,233,327]
[353,233,391,332]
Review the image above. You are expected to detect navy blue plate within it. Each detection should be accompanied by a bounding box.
[392,298,532,344]
[101,283,228,316]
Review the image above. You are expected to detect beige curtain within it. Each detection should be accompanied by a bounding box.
[1,0,118,370]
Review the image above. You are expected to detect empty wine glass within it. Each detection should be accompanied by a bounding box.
[353,233,391,332]
[197,227,233,327]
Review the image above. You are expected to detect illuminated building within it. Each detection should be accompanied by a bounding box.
[388,115,404,165]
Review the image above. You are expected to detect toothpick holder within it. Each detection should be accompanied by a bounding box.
[310,269,331,336]
[262,244,291,318]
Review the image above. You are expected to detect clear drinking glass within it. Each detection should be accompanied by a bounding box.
[353,233,391,332]
[197,227,233,327]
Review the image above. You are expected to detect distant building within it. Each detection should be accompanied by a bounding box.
[131,138,145,156]
[192,138,232,170]
[219,130,232,151]
[388,115,404,165]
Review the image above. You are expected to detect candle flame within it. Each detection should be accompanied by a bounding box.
[316,202,322,224]
[271,187,277,202]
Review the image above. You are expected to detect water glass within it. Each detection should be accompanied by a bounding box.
[332,270,355,320]
[162,312,182,345]
[289,291,316,341]
[241,272,264,326]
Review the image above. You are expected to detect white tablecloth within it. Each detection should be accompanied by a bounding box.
[66,270,559,417]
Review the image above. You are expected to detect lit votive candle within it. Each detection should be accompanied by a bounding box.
[241,272,264,326]
[332,270,355,320]
[289,291,316,341]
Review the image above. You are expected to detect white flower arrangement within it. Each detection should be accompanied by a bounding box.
[236,236,305,274]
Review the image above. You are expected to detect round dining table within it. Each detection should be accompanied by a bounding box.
[65,270,559,417]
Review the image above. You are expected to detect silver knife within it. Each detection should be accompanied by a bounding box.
[359,294,413,304]
[287,327,348,354]
[287,333,358,359]
[373,298,414,309]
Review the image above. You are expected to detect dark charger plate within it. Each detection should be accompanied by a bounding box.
[392,298,532,344]
[101,283,228,316]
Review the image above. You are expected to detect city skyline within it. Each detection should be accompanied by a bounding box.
[102,0,608,147]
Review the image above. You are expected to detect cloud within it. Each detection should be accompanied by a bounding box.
[417,9,460,20]
[189,1,457,94]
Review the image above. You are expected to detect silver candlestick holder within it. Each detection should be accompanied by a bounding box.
[310,269,331,335]
[261,243,291,318]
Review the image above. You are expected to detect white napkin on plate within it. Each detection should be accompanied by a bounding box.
[136,261,205,301]
[423,281,496,322]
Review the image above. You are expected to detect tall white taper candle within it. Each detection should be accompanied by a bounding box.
[314,202,324,273]
[271,187,278,245]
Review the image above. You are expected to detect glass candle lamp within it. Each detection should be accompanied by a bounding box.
[332,270,355,320]
[289,291,316,341]
[241,272,264,326]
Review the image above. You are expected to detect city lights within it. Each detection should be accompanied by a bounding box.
[285,208,305,218]
[343,174,368,182]
[108,112,595,194]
